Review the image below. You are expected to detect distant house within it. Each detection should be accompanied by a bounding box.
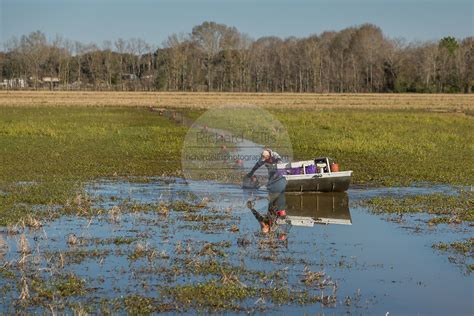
[0,78,26,89]
[42,77,60,88]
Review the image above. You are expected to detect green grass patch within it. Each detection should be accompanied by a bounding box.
[363,191,473,223]
[432,238,474,273]
[30,273,88,303]
[158,279,330,312]
[0,106,187,225]
[433,239,474,256]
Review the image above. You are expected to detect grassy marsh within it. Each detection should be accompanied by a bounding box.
[363,191,473,224]
[0,94,472,314]
[0,106,187,225]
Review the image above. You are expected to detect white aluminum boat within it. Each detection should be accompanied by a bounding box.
[278,157,353,192]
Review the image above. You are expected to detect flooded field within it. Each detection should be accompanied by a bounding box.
[1,177,472,314]
[0,103,472,314]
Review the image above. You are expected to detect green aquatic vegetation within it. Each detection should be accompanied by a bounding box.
[198,243,228,257]
[179,222,229,232]
[159,279,258,312]
[427,216,461,226]
[111,237,139,246]
[168,200,207,212]
[45,249,112,265]
[30,274,87,303]
[128,246,147,261]
[109,199,212,220]
[128,204,153,213]
[180,213,234,222]
[364,191,473,223]
[301,268,325,286]
[433,239,474,257]
[432,239,474,273]
[66,249,112,264]
[128,243,156,261]
[79,236,140,246]
[0,267,15,279]
[54,274,87,297]
[158,279,332,312]
[262,287,332,305]
[123,295,174,314]
[180,259,265,279]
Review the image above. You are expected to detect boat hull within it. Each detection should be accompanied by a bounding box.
[283,171,352,192]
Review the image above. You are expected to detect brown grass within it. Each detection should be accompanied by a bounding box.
[0,235,7,257]
[18,232,30,254]
[19,275,30,301]
[67,234,78,246]
[108,205,122,223]
[0,91,473,110]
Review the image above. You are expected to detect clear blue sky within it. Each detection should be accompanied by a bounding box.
[1,0,472,47]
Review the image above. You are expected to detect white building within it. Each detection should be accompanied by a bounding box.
[1,78,26,88]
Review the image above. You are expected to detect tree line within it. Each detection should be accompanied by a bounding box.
[1,22,472,93]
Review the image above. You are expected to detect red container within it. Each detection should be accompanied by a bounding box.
[330,163,339,172]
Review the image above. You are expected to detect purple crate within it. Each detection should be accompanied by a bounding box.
[290,167,303,175]
[305,165,316,174]
[277,169,288,176]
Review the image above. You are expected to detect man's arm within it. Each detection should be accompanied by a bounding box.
[247,159,265,177]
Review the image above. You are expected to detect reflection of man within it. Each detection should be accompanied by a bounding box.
[244,149,287,239]
[247,196,288,242]
[247,198,286,235]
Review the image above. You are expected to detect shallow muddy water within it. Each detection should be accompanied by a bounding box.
[1,177,472,314]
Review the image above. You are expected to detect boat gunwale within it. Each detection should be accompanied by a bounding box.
[283,170,353,180]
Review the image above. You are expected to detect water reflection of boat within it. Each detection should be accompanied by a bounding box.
[277,192,351,226]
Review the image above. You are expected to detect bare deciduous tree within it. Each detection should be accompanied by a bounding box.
[0,23,471,93]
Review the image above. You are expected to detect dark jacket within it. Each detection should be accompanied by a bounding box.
[248,150,283,184]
